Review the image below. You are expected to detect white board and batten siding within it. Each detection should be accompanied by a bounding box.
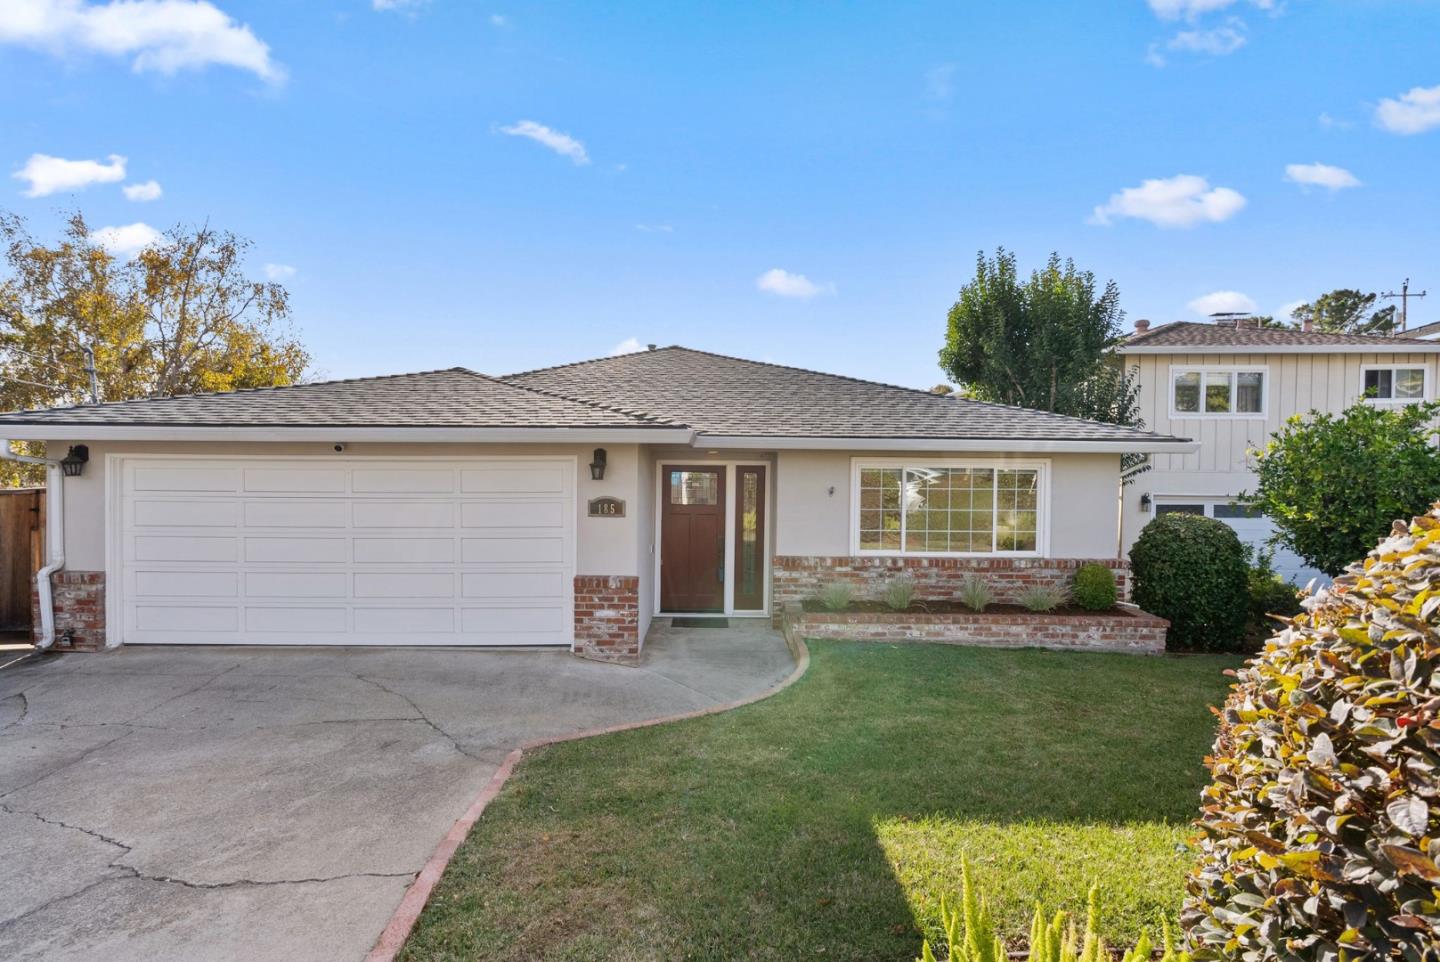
[113,457,576,646]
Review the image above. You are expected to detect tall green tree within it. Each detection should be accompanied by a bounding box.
[1289,289,1397,335]
[939,249,1126,414]
[1,212,309,484]
[1246,401,1440,575]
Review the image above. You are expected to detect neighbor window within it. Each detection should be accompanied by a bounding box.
[855,462,1043,555]
[1171,368,1265,416]
[1362,366,1426,403]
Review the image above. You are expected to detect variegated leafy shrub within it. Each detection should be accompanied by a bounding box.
[1184,504,1440,961]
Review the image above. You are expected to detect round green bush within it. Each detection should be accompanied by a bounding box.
[1184,504,1440,961]
[1072,563,1117,611]
[1130,513,1248,652]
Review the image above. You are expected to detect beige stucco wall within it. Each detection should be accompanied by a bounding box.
[1120,350,1440,552]
[46,440,644,576]
[774,449,1123,558]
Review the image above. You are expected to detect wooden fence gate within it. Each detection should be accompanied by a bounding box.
[0,488,45,633]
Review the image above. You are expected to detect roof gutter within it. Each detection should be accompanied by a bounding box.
[0,425,697,443]
[693,436,1201,454]
[1119,344,1440,355]
[1,442,64,651]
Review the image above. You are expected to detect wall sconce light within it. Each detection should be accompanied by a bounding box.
[60,444,89,478]
[1139,492,1152,512]
[589,448,607,481]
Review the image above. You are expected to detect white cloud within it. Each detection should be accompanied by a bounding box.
[489,13,507,27]
[609,337,644,356]
[925,63,956,100]
[122,178,162,201]
[0,0,283,82]
[1276,299,1306,322]
[1167,23,1246,55]
[634,223,673,233]
[1147,0,1272,21]
[756,268,831,300]
[1089,174,1246,228]
[1188,290,1258,316]
[497,120,590,165]
[263,262,296,281]
[1318,112,1352,130]
[12,152,125,197]
[90,221,161,258]
[1375,84,1440,135]
[1284,162,1360,190]
[1144,44,1167,68]
[372,0,427,12]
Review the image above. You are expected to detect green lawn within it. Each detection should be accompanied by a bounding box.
[400,641,1237,962]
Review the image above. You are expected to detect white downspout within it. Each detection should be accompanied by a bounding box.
[1,442,64,650]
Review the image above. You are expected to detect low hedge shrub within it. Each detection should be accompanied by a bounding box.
[1072,563,1117,611]
[1131,513,1248,652]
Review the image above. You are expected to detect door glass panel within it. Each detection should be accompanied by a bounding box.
[1212,502,1262,519]
[670,471,719,505]
[735,468,765,610]
[1156,503,1205,516]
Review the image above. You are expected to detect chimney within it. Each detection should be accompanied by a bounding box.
[1211,312,1259,330]
[647,343,657,351]
[1134,319,1150,334]
[1301,319,1313,333]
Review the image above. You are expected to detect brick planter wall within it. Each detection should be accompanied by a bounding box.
[772,556,1129,624]
[785,602,1167,655]
[30,570,106,651]
[573,575,641,664]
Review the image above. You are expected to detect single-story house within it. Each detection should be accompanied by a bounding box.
[0,346,1196,662]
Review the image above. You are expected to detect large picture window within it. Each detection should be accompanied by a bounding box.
[854,461,1045,556]
[1362,366,1427,403]
[1171,367,1265,417]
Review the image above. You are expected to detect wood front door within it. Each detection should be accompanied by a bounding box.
[661,466,726,612]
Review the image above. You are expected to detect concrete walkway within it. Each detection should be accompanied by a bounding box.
[0,621,793,962]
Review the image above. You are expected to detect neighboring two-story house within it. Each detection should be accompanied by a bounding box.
[1118,317,1440,585]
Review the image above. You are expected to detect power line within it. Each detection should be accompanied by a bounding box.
[1,346,83,378]
[0,375,72,394]
[1381,279,1428,332]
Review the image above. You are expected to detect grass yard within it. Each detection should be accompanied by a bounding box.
[400,641,1237,962]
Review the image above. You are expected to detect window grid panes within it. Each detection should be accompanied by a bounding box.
[1173,369,1263,415]
[859,465,1038,554]
[669,471,718,505]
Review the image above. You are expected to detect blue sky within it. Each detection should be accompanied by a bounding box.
[2,0,1438,389]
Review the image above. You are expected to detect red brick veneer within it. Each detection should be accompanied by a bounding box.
[30,570,106,651]
[573,575,641,664]
[772,555,1129,622]
[786,602,1166,655]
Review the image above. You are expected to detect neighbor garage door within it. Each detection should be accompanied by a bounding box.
[115,457,575,646]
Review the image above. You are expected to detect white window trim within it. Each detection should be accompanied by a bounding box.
[849,457,1051,558]
[1167,364,1269,420]
[653,460,773,619]
[1360,364,1430,405]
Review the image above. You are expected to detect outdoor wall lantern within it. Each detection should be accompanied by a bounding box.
[1139,492,1152,512]
[589,448,607,481]
[61,444,90,478]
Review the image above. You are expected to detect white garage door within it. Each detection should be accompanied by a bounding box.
[115,457,575,646]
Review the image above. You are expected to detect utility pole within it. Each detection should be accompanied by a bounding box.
[1380,278,1428,333]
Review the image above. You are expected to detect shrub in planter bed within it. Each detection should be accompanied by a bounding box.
[1184,503,1440,961]
[1017,583,1068,612]
[883,575,917,611]
[1072,563,1117,611]
[957,575,994,612]
[816,581,853,612]
[920,862,1189,962]
[1131,513,1248,652]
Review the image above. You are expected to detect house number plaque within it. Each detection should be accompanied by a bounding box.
[588,497,626,518]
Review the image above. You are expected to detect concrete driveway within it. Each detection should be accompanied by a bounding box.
[0,623,793,962]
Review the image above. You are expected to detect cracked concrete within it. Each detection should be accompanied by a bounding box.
[0,621,793,962]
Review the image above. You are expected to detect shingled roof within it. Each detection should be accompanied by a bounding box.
[1119,321,1440,353]
[506,346,1189,445]
[0,368,677,429]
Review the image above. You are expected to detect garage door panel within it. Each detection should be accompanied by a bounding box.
[461,501,565,529]
[243,468,346,493]
[462,537,565,564]
[135,605,240,631]
[245,607,349,633]
[461,571,565,598]
[246,571,347,598]
[462,466,566,494]
[461,606,567,634]
[354,572,454,598]
[132,500,240,528]
[134,571,239,598]
[134,536,237,563]
[353,538,456,564]
[353,469,455,494]
[353,501,455,528]
[119,457,574,646]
